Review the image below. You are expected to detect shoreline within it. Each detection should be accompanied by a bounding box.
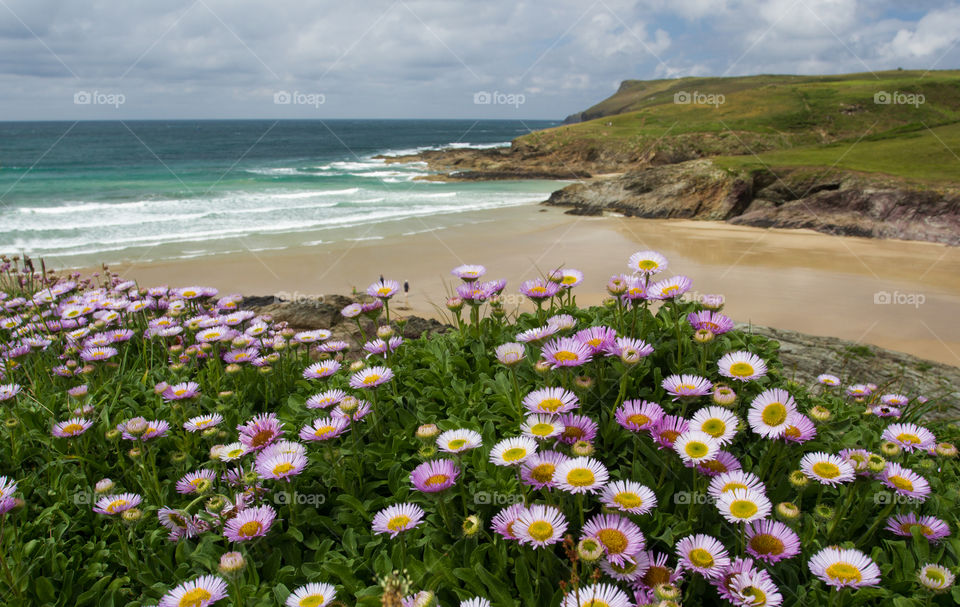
[94,203,960,366]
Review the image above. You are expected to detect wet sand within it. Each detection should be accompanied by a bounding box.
[103,204,960,366]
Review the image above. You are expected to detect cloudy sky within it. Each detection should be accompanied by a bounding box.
[1,0,958,120]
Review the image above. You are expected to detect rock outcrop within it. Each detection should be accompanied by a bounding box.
[743,323,960,419]
[543,160,960,245]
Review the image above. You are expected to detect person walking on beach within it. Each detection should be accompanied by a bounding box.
[402,280,410,307]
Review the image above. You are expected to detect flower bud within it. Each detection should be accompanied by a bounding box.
[416,424,439,441]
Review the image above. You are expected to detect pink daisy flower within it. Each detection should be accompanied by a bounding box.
[410,459,460,493]
[237,413,284,451]
[224,505,276,542]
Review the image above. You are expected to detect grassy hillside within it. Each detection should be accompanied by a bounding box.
[713,121,960,184]
[517,70,960,180]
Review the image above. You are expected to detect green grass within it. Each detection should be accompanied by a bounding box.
[713,122,960,183]
[519,70,960,183]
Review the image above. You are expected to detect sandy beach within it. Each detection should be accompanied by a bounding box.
[102,203,960,366]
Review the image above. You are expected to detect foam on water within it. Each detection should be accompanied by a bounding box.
[0,122,561,264]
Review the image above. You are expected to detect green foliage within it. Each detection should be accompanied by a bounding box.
[0,260,958,607]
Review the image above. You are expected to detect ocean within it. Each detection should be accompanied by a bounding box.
[0,119,563,267]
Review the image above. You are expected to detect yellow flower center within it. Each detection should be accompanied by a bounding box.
[566,468,595,487]
[728,362,755,377]
[749,534,785,555]
[688,547,714,568]
[638,259,658,270]
[684,441,709,459]
[527,521,554,542]
[530,464,555,483]
[721,482,748,493]
[501,447,527,462]
[643,566,671,588]
[596,528,628,554]
[376,287,391,296]
[174,389,186,396]
[613,492,642,509]
[425,474,449,487]
[250,429,274,448]
[701,459,729,473]
[660,430,681,443]
[761,403,787,426]
[924,570,946,584]
[272,462,295,476]
[626,413,650,427]
[447,439,466,450]
[530,423,554,436]
[62,423,85,435]
[107,499,128,513]
[298,595,326,607]
[314,426,336,438]
[825,562,862,583]
[538,398,565,412]
[238,521,263,537]
[702,419,727,437]
[888,475,913,492]
[901,522,935,536]
[812,462,840,479]
[608,559,638,575]
[553,351,578,362]
[387,515,411,531]
[362,374,381,385]
[178,588,212,607]
[739,586,767,606]
[896,433,921,445]
[729,499,759,519]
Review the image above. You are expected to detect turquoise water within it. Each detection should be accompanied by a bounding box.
[0,120,563,267]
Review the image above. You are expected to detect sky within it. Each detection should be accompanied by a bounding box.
[0,0,958,120]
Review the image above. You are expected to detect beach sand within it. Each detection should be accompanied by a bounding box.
[102,204,960,366]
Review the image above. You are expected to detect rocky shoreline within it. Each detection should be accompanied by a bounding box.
[382,145,960,245]
[243,295,960,418]
[543,160,960,246]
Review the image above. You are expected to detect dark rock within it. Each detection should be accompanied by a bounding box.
[741,323,960,418]
[543,160,960,245]
[242,294,354,330]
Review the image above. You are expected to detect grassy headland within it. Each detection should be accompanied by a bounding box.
[391,70,960,244]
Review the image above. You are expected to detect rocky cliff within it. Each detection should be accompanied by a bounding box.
[543,160,960,245]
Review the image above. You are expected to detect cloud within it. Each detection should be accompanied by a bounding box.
[880,5,960,60]
[0,0,955,119]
